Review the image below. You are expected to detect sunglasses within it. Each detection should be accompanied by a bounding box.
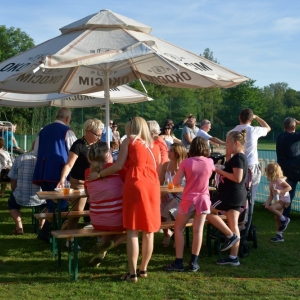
[89,130,102,138]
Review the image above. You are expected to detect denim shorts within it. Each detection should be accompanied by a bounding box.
[8,193,21,210]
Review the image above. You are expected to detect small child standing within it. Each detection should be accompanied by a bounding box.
[264,162,292,242]
[163,137,215,272]
[110,141,120,162]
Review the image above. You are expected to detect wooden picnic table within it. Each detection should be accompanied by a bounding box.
[36,190,86,265]
[37,185,216,265]
[36,190,87,200]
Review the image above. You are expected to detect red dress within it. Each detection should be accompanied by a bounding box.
[154,136,169,165]
[123,138,161,232]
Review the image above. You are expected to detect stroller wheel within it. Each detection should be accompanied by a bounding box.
[252,228,258,249]
[239,241,250,258]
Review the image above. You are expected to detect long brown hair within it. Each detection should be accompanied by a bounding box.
[189,137,210,157]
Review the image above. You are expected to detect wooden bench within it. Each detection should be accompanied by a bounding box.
[34,210,90,222]
[50,217,229,281]
[51,219,194,281]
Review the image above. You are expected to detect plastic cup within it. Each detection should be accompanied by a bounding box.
[168,182,174,189]
[63,182,70,195]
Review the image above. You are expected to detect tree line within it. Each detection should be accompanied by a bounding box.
[0,26,299,139]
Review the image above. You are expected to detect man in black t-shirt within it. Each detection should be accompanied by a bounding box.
[276,117,300,217]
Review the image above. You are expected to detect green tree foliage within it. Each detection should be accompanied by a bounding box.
[0,26,35,132]
[0,27,299,140]
[0,26,34,61]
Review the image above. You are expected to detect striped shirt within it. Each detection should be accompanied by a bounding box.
[8,151,44,206]
[85,167,124,230]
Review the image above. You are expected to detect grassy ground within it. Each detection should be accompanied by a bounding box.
[1,190,300,300]
[257,141,276,151]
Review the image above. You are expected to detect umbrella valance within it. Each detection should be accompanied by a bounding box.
[0,85,152,108]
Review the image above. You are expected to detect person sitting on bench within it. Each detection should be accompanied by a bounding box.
[85,141,127,267]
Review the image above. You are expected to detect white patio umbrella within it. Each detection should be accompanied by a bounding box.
[0,9,249,143]
[0,85,153,108]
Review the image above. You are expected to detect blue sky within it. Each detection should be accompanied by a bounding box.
[1,0,300,90]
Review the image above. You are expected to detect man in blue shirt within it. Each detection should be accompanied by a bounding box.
[4,124,24,154]
[101,119,113,144]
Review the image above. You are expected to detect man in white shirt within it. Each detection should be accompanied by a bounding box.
[231,108,271,211]
[197,119,225,147]
[181,115,199,152]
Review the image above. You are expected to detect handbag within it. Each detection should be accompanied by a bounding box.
[0,168,11,182]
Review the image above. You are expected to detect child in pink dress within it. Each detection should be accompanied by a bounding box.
[264,162,291,242]
[164,137,215,272]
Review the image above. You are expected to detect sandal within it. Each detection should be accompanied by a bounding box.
[88,253,105,267]
[12,228,24,235]
[137,269,147,278]
[91,240,114,254]
[121,272,138,283]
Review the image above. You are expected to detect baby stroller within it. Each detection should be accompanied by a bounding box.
[211,168,258,258]
[209,152,226,187]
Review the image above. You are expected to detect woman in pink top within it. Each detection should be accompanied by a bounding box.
[164,137,215,272]
[84,141,127,267]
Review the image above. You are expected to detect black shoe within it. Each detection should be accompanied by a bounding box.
[37,220,51,244]
[217,256,240,266]
[278,217,290,232]
[270,234,284,242]
[37,232,50,244]
[220,234,240,251]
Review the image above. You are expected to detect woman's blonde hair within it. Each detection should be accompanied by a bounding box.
[227,129,247,148]
[265,162,286,181]
[84,118,104,132]
[88,141,109,172]
[170,143,187,165]
[125,117,153,147]
[147,120,161,135]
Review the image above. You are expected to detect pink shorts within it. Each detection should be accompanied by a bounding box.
[178,197,211,216]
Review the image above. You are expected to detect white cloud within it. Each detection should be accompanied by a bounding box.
[274,17,300,34]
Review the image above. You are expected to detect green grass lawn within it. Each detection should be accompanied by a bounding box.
[1,190,300,299]
[258,141,276,151]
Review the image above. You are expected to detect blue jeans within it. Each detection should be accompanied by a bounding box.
[285,179,298,217]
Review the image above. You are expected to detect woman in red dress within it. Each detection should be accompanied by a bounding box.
[89,116,161,282]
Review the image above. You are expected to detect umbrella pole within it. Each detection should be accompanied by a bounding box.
[104,69,111,148]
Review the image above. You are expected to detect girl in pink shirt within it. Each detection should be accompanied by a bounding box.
[164,137,215,272]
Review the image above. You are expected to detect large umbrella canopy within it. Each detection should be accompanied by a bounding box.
[0,85,152,108]
[0,9,249,94]
[0,9,249,143]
